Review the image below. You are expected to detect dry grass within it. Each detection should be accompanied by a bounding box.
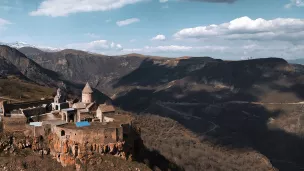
[133,114,275,171]
[0,76,55,101]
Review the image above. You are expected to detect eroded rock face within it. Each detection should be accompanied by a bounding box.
[47,133,131,168]
[0,133,46,156]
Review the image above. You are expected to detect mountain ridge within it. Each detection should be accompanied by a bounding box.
[0,45,60,87]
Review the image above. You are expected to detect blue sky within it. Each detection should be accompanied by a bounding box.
[0,0,303,59]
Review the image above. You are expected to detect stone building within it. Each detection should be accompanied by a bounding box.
[82,82,93,104]
[60,108,77,123]
[48,114,136,167]
[72,82,96,111]
[96,103,115,122]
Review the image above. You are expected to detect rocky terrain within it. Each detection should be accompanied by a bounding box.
[0,132,150,171]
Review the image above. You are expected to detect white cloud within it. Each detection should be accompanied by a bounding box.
[0,18,11,26]
[174,16,304,43]
[123,45,227,53]
[66,40,123,52]
[116,44,122,49]
[285,0,304,8]
[0,18,11,30]
[129,39,136,43]
[160,0,168,3]
[116,18,140,27]
[151,34,166,41]
[85,33,100,39]
[29,0,144,17]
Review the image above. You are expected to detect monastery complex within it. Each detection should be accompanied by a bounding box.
[0,83,141,168]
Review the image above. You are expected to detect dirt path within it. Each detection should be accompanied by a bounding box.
[155,101,219,135]
[156,100,304,136]
[162,101,304,106]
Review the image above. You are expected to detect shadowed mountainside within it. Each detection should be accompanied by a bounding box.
[112,58,304,171]
[20,46,302,104]
[113,57,303,112]
[0,45,60,87]
[0,46,110,102]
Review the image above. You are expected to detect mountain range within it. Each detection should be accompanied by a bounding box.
[16,46,304,104]
[0,42,62,52]
[2,45,304,170]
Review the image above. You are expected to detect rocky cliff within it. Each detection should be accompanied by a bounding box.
[0,132,150,171]
[47,132,128,168]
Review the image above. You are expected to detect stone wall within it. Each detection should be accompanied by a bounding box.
[51,126,123,144]
[25,124,52,137]
[48,126,130,168]
[82,93,92,104]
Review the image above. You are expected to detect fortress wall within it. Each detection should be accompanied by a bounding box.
[49,124,135,167]
[52,125,124,145]
[52,127,106,144]
[25,124,52,137]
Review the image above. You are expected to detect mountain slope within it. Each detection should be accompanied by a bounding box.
[19,47,149,94]
[0,45,59,87]
[0,56,23,76]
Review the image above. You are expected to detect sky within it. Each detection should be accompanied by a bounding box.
[0,0,303,59]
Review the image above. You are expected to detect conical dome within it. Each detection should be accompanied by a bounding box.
[82,82,93,94]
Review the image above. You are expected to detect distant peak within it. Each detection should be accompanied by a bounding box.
[0,41,62,52]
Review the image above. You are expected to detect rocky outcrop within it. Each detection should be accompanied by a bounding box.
[47,132,131,168]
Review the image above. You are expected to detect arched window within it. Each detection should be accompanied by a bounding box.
[61,130,65,136]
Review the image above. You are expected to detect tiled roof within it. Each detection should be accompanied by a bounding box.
[72,102,86,109]
[98,104,115,113]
